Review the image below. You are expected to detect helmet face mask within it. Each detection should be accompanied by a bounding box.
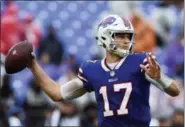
[96,15,135,57]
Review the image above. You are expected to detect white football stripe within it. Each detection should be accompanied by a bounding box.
[77,74,88,82]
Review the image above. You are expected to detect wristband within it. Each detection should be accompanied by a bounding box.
[145,72,173,91]
[156,72,173,89]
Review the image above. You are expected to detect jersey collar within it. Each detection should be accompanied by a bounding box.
[101,56,128,72]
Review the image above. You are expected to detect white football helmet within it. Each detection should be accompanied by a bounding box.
[95,14,135,57]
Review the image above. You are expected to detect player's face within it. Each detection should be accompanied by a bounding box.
[113,33,131,50]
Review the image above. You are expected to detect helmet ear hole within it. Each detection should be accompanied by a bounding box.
[111,34,115,39]
[103,43,106,48]
[101,36,106,40]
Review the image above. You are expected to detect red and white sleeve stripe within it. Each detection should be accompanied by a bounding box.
[77,68,88,82]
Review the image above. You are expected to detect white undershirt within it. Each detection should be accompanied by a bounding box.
[107,62,118,70]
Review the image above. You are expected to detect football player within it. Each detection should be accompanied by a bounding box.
[27,15,180,127]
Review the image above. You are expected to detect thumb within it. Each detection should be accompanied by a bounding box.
[31,52,36,59]
[140,64,147,72]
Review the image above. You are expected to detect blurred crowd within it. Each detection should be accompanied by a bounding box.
[0,1,184,127]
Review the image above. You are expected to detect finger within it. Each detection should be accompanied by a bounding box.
[150,54,159,70]
[155,61,160,70]
[146,54,152,67]
[140,64,148,72]
[149,53,157,66]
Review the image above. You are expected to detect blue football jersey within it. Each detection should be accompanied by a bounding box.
[78,52,151,127]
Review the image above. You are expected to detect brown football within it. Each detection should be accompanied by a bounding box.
[5,41,33,74]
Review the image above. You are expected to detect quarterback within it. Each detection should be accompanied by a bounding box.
[27,15,180,127]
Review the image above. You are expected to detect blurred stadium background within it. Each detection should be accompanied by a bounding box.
[0,1,184,127]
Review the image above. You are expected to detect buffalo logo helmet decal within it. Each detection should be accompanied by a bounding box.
[98,17,116,29]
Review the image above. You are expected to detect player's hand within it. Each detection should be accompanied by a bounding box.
[27,52,37,69]
[140,53,161,80]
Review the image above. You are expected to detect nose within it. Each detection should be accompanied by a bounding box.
[124,36,130,42]
[120,41,129,48]
[121,37,130,48]
[123,40,129,44]
[122,38,130,45]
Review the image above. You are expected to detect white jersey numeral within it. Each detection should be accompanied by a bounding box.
[114,82,132,115]
[99,86,114,117]
[99,82,132,117]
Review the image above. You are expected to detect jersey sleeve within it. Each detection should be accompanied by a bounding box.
[77,61,94,92]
